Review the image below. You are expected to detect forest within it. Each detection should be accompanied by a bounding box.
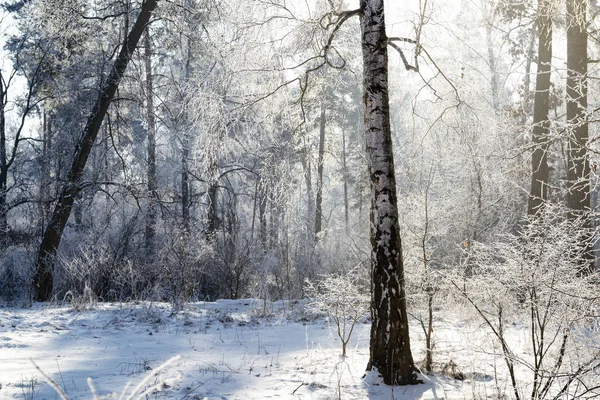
[1,0,600,398]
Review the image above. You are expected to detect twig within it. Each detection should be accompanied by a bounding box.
[292,382,306,394]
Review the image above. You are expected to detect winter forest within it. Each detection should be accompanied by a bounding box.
[1,0,600,398]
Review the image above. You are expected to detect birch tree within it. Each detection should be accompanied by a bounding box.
[360,0,419,384]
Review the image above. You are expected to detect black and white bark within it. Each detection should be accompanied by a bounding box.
[360,0,418,385]
[33,0,160,301]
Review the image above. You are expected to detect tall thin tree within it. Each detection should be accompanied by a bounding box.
[144,28,157,256]
[565,0,592,268]
[528,0,553,216]
[314,103,326,240]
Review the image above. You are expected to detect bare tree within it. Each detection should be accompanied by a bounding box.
[0,46,47,247]
[33,0,160,301]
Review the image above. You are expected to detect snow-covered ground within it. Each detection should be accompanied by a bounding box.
[0,300,502,399]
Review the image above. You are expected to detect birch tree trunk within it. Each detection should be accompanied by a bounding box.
[33,0,159,301]
[528,0,552,216]
[361,0,418,385]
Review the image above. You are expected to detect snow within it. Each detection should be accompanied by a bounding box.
[0,300,502,399]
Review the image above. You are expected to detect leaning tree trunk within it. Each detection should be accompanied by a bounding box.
[33,0,159,301]
[361,0,418,385]
[527,0,552,217]
[565,0,592,269]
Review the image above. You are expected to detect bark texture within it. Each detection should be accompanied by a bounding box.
[144,28,157,255]
[566,0,589,215]
[565,0,593,269]
[0,73,7,246]
[361,0,418,385]
[33,0,159,301]
[314,104,326,240]
[528,0,552,216]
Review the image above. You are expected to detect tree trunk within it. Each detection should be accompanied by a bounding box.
[520,24,536,125]
[342,128,349,233]
[182,133,190,229]
[484,6,500,113]
[269,191,279,248]
[0,72,7,247]
[180,32,193,232]
[33,0,159,302]
[40,112,52,234]
[144,28,157,256]
[565,0,592,268]
[361,0,418,385]
[301,144,314,242]
[314,104,326,240]
[528,0,552,216]
[206,182,218,238]
[258,180,267,247]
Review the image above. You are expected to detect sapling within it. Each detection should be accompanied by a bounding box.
[304,272,369,357]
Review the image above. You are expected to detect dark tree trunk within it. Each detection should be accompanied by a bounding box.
[361,0,418,385]
[342,128,349,233]
[144,28,157,255]
[258,181,267,247]
[301,149,314,242]
[206,182,218,238]
[40,112,52,233]
[33,0,159,302]
[0,72,7,247]
[180,33,193,231]
[565,0,593,268]
[314,104,326,240]
[520,24,536,124]
[528,0,552,216]
[182,133,190,229]
[269,192,279,248]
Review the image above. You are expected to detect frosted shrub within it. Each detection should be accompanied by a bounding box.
[453,207,600,400]
[156,232,207,310]
[0,245,34,302]
[304,272,369,357]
